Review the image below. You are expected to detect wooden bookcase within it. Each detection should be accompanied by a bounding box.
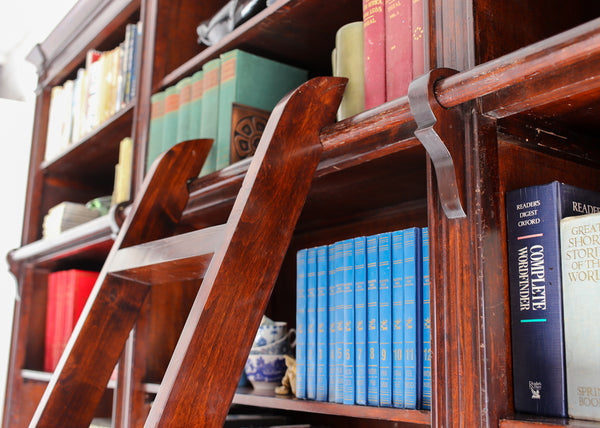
[5,0,600,426]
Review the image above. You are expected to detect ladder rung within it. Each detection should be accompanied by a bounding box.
[108,224,226,284]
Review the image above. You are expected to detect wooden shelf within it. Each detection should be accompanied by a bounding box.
[500,416,600,428]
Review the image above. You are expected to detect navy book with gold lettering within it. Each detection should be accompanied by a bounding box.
[506,181,600,417]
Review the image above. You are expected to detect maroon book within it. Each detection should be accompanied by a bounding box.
[412,0,425,79]
[363,0,386,109]
[385,0,412,101]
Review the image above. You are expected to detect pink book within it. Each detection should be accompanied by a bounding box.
[363,0,386,109]
[385,0,412,101]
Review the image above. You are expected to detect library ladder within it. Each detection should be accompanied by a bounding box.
[28,76,347,427]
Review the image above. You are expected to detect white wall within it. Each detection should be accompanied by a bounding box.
[0,97,34,422]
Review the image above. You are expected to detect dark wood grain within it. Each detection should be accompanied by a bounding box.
[28,139,212,427]
[144,77,346,427]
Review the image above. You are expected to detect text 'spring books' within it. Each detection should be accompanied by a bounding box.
[560,213,600,421]
[506,181,600,417]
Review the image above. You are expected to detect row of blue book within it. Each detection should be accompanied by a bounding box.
[295,227,431,410]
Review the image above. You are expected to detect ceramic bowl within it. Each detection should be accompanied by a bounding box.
[244,353,287,391]
[250,328,295,355]
[252,321,288,348]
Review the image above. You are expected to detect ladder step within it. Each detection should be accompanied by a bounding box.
[108,224,226,284]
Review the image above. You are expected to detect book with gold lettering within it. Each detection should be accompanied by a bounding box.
[506,181,600,417]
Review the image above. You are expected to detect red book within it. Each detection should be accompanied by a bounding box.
[412,0,425,79]
[363,0,386,109]
[44,269,99,372]
[385,0,412,101]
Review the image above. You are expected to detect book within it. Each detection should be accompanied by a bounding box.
[384,0,412,101]
[354,236,368,405]
[391,229,404,408]
[112,137,133,205]
[199,58,221,176]
[506,181,600,417]
[378,232,393,407]
[146,91,166,171]
[560,213,600,421]
[295,249,308,399]
[175,76,193,144]
[334,241,345,403]
[328,244,337,403]
[316,245,329,402]
[306,247,317,400]
[215,49,307,170]
[412,0,425,79]
[161,84,180,152]
[366,234,380,406]
[189,70,204,139]
[342,239,355,405]
[42,202,101,239]
[44,269,99,372]
[332,21,365,120]
[403,226,422,409]
[421,227,432,410]
[362,0,386,109]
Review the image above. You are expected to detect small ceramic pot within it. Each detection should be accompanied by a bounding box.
[252,321,288,348]
[250,328,296,355]
[244,353,287,391]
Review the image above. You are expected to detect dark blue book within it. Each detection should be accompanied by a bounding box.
[366,234,380,406]
[378,232,393,407]
[342,239,355,405]
[403,227,423,409]
[306,247,317,400]
[316,245,329,401]
[421,227,432,410]
[334,241,345,403]
[327,244,337,403]
[506,181,600,417]
[391,230,404,408]
[354,236,368,405]
[296,248,308,399]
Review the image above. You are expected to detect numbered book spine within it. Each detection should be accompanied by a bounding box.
[354,236,368,405]
[422,227,432,410]
[328,244,337,403]
[342,239,355,405]
[316,245,329,402]
[506,181,600,417]
[560,213,600,421]
[306,247,318,400]
[366,234,380,406]
[295,248,308,399]
[378,232,393,407]
[391,229,404,408]
[403,227,423,409]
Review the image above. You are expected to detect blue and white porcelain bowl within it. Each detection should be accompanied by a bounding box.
[244,353,287,391]
[250,328,295,356]
[252,321,288,348]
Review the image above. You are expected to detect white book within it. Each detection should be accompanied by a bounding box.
[560,212,600,421]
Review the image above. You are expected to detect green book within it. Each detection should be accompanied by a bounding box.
[199,58,221,176]
[161,84,180,153]
[215,49,308,170]
[146,91,165,172]
[189,70,204,139]
[176,76,192,144]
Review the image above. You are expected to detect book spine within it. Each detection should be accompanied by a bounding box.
[176,77,193,144]
[366,234,380,406]
[216,51,238,171]
[362,0,386,109]
[306,247,318,400]
[45,272,59,372]
[199,58,221,176]
[189,70,204,139]
[334,241,345,403]
[342,239,355,405]
[391,229,404,408]
[505,181,599,417]
[295,249,308,399]
[333,22,365,120]
[162,84,180,152]
[328,244,337,403]
[560,213,600,421]
[412,0,425,79]
[147,91,166,172]
[403,227,422,409]
[384,0,412,101]
[422,227,432,410]
[316,245,329,402]
[354,236,368,405]
[378,232,393,407]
